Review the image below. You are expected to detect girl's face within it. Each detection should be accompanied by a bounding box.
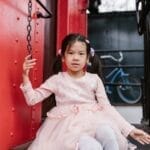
[63,41,88,76]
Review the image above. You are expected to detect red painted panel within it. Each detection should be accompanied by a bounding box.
[56,0,68,50]
[57,0,88,50]
[0,0,45,149]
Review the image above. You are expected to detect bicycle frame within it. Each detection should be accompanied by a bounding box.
[105,67,129,94]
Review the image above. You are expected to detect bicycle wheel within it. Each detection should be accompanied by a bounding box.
[116,76,142,104]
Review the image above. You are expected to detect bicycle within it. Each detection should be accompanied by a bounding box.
[100,52,142,104]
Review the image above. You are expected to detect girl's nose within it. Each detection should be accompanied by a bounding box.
[73,54,79,60]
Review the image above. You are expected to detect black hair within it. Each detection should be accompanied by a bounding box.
[61,33,91,56]
[87,53,104,82]
[53,33,91,74]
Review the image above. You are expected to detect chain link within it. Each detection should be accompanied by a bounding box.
[27,0,32,55]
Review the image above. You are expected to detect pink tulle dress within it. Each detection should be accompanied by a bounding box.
[20,72,135,150]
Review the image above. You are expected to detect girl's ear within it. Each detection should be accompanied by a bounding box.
[87,54,90,63]
[87,59,91,66]
[87,55,92,66]
[86,59,89,66]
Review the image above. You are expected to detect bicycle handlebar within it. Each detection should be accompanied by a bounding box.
[100,51,123,63]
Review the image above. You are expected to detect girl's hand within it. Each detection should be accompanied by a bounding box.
[23,55,37,76]
[129,128,150,145]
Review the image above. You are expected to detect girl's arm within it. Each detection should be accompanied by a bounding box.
[20,55,57,105]
[95,75,135,137]
[95,75,150,144]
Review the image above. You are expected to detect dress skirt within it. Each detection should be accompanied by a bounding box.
[28,103,130,150]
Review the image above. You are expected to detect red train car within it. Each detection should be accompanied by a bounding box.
[0,0,88,149]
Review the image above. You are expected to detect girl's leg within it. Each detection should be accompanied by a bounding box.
[78,135,103,150]
[95,124,119,150]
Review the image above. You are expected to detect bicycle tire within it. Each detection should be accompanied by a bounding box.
[116,76,142,104]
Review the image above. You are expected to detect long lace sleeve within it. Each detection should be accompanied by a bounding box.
[20,75,58,106]
[95,75,135,137]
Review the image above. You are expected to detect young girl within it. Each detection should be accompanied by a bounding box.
[20,33,150,150]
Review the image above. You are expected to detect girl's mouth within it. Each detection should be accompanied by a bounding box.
[71,63,80,67]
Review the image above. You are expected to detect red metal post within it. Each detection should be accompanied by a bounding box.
[56,0,88,50]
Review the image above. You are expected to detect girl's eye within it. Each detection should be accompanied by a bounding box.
[79,53,85,55]
[67,51,73,54]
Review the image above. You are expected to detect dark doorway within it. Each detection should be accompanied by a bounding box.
[42,0,57,118]
[88,11,144,105]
